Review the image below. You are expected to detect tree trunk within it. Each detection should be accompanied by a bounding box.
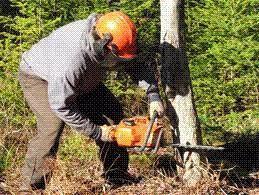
[160,0,202,169]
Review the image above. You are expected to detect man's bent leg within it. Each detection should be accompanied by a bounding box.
[19,71,65,190]
[78,84,129,176]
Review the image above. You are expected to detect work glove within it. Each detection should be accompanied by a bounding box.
[149,100,165,118]
[100,125,116,142]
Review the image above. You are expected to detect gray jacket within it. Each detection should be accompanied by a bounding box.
[20,13,161,140]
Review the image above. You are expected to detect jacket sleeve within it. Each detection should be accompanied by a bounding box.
[122,55,162,102]
[47,71,102,140]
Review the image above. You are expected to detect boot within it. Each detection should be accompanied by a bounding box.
[104,169,142,187]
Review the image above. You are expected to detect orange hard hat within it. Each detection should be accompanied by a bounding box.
[95,11,137,59]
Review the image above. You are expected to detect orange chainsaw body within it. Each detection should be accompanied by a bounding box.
[112,116,162,148]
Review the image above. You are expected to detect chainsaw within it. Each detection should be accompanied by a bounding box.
[112,111,225,153]
[110,111,163,153]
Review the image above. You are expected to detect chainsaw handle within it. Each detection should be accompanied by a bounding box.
[138,110,158,152]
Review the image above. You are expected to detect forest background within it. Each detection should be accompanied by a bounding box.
[0,0,258,194]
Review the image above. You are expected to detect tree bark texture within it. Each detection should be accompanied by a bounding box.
[160,0,202,168]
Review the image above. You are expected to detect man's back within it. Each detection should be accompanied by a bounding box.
[20,14,99,81]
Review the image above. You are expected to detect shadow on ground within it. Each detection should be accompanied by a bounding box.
[207,133,259,171]
[154,133,259,190]
[206,133,259,188]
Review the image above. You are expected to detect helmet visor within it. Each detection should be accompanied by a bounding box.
[99,51,136,71]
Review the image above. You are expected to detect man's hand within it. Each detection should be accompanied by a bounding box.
[150,101,165,118]
[100,125,116,142]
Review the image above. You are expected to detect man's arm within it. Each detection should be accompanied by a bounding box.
[47,73,102,140]
[121,54,164,117]
[122,55,161,101]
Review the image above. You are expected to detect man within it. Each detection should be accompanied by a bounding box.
[18,11,164,193]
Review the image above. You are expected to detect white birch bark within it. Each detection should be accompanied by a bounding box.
[160,0,202,170]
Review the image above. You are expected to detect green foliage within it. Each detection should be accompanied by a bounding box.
[200,109,259,145]
[130,153,156,169]
[105,72,147,116]
[119,0,160,52]
[0,146,15,172]
[186,0,259,119]
[59,131,98,162]
[185,0,259,140]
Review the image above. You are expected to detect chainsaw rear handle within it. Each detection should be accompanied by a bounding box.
[138,110,159,152]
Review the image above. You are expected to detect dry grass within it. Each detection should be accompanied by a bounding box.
[1,129,259,195]
[5,158,259,194]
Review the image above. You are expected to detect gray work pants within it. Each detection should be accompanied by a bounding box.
[18,70,129,190]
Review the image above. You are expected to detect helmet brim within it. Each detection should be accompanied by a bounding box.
[108,43,137,61]
[116,53,137,62]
